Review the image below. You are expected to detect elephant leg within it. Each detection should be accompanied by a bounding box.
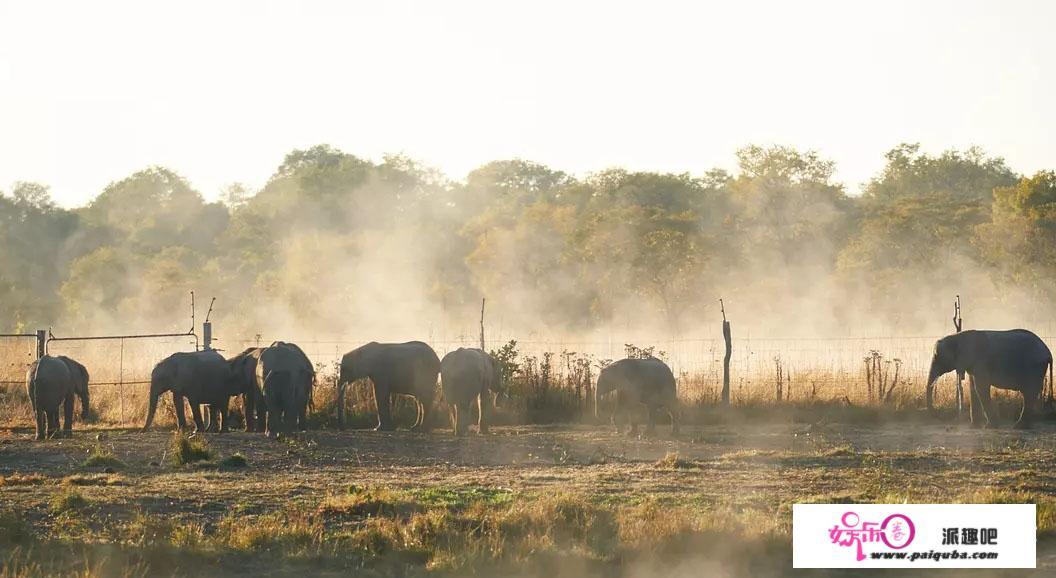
[242,393,254,432]
[979,383,995,427]
[969,379,993,428]
[645,405,658,435]
[263,390,278,439]
[373,382,395,431]
[46,409,60,439]
[449,404,459,435]
[34,409,45,441]
[668,406,681,436]
[628,406,640,437]
[189,403,206,433]
[968,377,983,427]
[62,393,75,437]
[174,393,188,431]
[477,393,490,435]
[298,384,310,431]
[218,398,231,433]
[283,392,298,436]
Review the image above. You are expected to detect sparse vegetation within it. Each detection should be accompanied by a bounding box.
[0,473,46,487]
[48,489,88,515]
[81,443,126,469]
[168,432,213,465]
[218,452,248,469]
[654,451,696,469]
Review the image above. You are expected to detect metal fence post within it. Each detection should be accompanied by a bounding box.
[119,338,125,423]
[36,330,46,359]
[203,322,213,351]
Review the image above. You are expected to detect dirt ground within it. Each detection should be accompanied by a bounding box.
[3,420,1056,575]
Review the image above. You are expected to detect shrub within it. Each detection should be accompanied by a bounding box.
[168,432,212,466]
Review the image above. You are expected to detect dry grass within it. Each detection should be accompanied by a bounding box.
[81,443,127,469]
[654,451,697,469]
[168,432,212,465]
[0,473,46,487]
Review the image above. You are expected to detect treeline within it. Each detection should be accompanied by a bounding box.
[1,143,1054,337]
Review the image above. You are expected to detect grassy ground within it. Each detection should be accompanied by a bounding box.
[2,417,1056,577]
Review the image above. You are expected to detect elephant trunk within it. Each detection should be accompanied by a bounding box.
[79,389,90,420]
[144,383,163,431]
[925,357,945,412]
[594,375,612,420]
[145,393,159,429]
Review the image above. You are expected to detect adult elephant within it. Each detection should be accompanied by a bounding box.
[143,350,239,433]
[925,329,1053,429]
[595,357,680,436]
[228,347,265,431]
[339,341,440,432]
[26,355,90,440]
[256,342,314,438]
[272,341,315,430]
[440,347,503,436]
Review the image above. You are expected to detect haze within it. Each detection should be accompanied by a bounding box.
[1,0,1054,206]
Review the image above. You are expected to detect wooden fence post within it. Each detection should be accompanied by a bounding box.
[953,295,963,416]
[720,299,732,406]
[35,329,46,359]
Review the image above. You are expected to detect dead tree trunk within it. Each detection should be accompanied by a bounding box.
[720,299,732,407]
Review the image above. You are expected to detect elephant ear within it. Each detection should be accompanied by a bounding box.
[953,331,988,373]
[61,357,90,392]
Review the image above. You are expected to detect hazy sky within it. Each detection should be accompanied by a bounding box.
[1,0,1053,206]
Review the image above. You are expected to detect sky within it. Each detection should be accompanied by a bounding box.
[0,0,1054,207]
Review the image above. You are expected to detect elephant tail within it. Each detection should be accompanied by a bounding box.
[1048,357,1053,407]
[27,360,41,411]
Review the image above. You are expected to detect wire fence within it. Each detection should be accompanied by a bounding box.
[4,330,1052,426]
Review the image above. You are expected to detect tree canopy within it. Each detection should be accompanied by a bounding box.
[0,143,1050,336]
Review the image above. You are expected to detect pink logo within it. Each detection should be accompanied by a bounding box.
[829,511,915,561]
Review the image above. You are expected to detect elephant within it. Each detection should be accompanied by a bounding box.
[926,329,1053,429]
[595,357,680,436]
[227,347,265,431]
[229,342,314,435]
[272,341,315,430]
[25,355,90,440]
[338,341,440,432]
[143,350,240,433]
[440,347,504,436]
[256,342,314,438]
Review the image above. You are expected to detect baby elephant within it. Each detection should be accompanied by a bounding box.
[595,357,680,436]
[440,348,503,436]
[26,355,90,440]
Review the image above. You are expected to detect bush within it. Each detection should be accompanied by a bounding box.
[168,432,213,466]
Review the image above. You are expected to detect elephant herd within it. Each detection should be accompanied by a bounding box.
[26,339,679,441]
[23,328,1056,440]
